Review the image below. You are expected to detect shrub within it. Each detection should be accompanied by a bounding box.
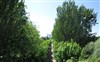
[94,38,100,58]
[53,40,81,62]
[66,57,77,62]
[87,55,100,62]
[35,40,50,62]
[87,38,100,62]
[80,42,94,59]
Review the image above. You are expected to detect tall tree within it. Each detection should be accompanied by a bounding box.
[0,0,40,61]
[52,0,97,46]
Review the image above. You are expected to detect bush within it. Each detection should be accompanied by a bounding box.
[87,55,100,62]
[94,38,100,57]
[80,42,94,59]
[79,38,100,62]
[53,40,81,62]
[66,57,77,62]
[34,40,50,62]
[87,38,100,62]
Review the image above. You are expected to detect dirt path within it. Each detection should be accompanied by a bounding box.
[48,42,56,62]
[51,43,56,62]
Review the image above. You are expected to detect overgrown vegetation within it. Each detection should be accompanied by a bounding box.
[78,38,100,62]
[52,0,97,46]
[0,0,99,62]
[0,0,49,62]
[34,40,50,62]
[51,0,99,62]
[53,40,81,62]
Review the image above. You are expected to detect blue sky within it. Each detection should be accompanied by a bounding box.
[25,0,100,37]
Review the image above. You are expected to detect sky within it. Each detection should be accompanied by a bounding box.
[25,0,100,37]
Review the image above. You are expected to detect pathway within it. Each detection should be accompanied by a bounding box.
[48,42,56,62]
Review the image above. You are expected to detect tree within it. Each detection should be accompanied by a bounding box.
[52,0,97,46]
[0,0,40,61]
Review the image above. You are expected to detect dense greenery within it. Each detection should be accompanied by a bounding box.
[0,0,42,62]
[51,1,99,62]
[78,38,100,62]
[80,42,94,59]
[0,0,99,62]
[34,40,50,62]
[52,0,97,46]
[0,0,29,61]
[52,38,100,62]
[53,40,81,62]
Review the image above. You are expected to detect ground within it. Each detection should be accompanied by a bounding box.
[48,42,56,62]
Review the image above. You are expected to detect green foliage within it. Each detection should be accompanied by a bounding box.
[87,38,100,62]
[81,42,94,59]
[0,0,40,62]
[94,38,100,57]
[53,40,81,62]
[52,0,97,46]
[35,40,50,62]
[0,0,99,62]
[79,38,100,62]
[87,55,100,62]
[66,57,77,62]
